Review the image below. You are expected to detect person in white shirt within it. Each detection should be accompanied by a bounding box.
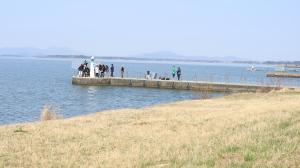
[95,65,99,77]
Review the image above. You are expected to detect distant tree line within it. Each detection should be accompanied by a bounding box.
[263,61,300,65]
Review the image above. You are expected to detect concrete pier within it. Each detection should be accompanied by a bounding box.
[72,77,298,93]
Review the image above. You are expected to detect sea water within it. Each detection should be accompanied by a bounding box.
[0,57,299,125]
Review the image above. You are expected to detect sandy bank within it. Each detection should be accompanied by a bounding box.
[0,91,300,167]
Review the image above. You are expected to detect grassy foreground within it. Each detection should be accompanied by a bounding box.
[0,91,300,168]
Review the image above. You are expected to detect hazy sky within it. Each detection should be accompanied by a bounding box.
[1,0,299,61]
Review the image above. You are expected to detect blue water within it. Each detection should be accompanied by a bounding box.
[0,58,299,125]
[0,58,217,125]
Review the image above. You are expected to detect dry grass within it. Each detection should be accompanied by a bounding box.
[0,91,300,167]
[40,105,63,121]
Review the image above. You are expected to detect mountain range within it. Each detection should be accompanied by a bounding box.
[132,51,242,62]
[0,47,242,62]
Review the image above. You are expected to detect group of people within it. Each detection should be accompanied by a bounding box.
[77,60,126,78]
[77,60,90,77]
[145,65,182,80]
[94,64,112,77]
[77,59,182,80]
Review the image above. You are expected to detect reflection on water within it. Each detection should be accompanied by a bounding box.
[87,86,97,99]
[86,86,100,110]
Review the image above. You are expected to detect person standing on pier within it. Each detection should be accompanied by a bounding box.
[110,64,114,77]
[95,65,99,77]
[105,65,109,77]
[78,64,84,77]
[171,65,176,79]
[177,67,181,80]
[101,64,106,77]
[121,66,125,78]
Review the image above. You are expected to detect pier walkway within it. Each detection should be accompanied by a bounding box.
[72,77,299,93]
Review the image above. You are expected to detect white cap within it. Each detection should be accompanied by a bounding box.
[91,56,94,61]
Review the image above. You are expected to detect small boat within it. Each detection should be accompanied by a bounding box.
[247,65,256,72]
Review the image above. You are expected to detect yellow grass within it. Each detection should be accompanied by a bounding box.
[0,91,300,167]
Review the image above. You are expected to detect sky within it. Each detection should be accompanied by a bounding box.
[0,0,299,61]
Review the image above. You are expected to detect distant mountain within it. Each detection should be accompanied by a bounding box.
[0,48,243,62]
[0,47,83,56]
[131,51,243,62]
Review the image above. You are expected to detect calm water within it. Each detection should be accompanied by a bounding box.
[1,58,299,125]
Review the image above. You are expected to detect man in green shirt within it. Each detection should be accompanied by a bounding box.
[171,65,176,79]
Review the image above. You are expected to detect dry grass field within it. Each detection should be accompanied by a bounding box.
[0,90,300,167]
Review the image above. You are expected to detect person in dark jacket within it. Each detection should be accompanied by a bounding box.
[110,64,114,77]
[84,60,88,66]
[83,66,90,77]
[177,67,181,80]
[78,64,84,77]
[101,64,105,77]
[83,63,89,77]
[105,65,108,70]
[121,66,125,78]
[98,64,102,77]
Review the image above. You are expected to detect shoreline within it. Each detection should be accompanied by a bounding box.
[1,91,300,167]
[0,93,223,127]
